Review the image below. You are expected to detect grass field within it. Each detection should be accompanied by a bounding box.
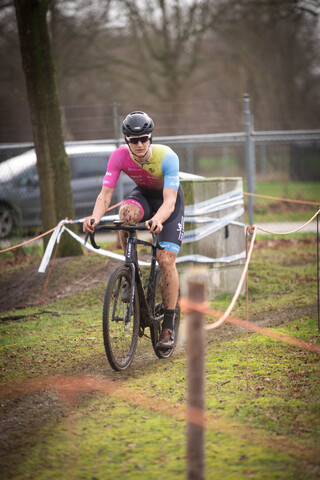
[0,234,319,479]
[197,157,319,223]
[242,181,319,223]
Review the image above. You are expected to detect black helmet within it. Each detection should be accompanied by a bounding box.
[122,111,154,136]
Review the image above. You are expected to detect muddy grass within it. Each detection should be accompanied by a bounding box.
[0,255,121,311]
[0,236,319,479]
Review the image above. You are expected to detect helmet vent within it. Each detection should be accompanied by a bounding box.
[122,111,154,137]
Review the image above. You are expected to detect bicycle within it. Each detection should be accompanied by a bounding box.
[85,220,180,371]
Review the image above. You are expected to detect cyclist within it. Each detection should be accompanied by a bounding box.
[83,111,184,349]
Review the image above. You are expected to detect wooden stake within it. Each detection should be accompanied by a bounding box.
[186,267,207,480]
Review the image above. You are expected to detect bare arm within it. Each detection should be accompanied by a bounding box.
[146,188,178,233]
[83,186,114,233]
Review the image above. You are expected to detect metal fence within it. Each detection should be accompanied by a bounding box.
[0,98,319,241]
[157,129,320,226]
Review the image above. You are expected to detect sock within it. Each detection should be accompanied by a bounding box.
[162,309,175,330]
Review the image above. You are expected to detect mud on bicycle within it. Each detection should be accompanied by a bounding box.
[85,220,180,371]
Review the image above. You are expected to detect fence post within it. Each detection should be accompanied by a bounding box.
[112,102,120,147]
[186,145,195,174]
[243,93,256,226]
[113,102,124,201]
[317,209,319,332]
[186,267,207,480]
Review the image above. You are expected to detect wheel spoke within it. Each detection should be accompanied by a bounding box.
[103,267,139,371]
[0,207,14,238]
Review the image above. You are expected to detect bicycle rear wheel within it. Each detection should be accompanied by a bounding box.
[103,266,139,371]
[150,268,180,359]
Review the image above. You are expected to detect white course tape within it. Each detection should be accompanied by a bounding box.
[38,220,67,273]
[187,198,244,215]
[100,214,119,222]
[38,225,151,273]
[183,208,244,244]
[64,227,151,266]
[185,188,243,216]
[185,216,245,227]
[176,251,246,264]
[39,223,246,273]
[38,189,245,273]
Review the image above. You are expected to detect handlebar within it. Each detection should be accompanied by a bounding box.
[84,220,162,250]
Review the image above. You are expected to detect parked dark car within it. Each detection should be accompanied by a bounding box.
[0,143,135,238]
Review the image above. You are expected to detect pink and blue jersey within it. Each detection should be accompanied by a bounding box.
[103,144,180,192]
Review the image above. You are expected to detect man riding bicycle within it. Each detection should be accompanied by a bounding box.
[83,111,184,349]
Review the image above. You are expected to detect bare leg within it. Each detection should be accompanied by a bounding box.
[119,203,142,252]
[156,249,179,310]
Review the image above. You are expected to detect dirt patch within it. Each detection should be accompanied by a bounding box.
[1,236,315,313]
[0,302,318,478]
[0,255,123,312]
[253,235,316,250]
[206,304,317,345]
[0,242,318,479]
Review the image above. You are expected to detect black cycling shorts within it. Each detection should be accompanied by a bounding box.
[121,185,185,254]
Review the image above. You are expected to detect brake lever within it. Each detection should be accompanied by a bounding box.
[83,220,100,250]
[148,220,164,250]
[84,231,90,246]
[89,232,100,250]
[155,240,164,250]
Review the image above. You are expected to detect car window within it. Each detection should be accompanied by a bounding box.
[68,152,109,179]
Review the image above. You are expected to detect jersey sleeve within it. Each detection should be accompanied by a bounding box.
[161,150,180,190]
[103,149,122,189]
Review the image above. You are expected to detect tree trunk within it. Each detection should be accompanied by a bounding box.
[14,0,82,257]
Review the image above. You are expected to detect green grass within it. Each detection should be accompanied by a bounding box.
[0,236,320,479]
[245,181,320,223]
[254,181,319,202]
[198,155,239,174]
[195,161,319,222]
[5,315,319,480]
[213,235,317,316]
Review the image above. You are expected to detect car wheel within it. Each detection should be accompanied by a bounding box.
[0,204,15,238]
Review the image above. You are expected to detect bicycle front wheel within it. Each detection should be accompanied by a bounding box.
[103,266,140,371]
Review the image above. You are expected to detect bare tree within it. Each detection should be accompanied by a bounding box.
[204,0,320,129]
[1,0,319,142]
[118,1,214,100]
[105,0,216,132]
[14,0,82,255]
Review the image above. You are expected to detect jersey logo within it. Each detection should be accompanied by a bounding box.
[177,216,185,241]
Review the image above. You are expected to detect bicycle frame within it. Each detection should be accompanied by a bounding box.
[125,230,160,330]
[86,221,162,331]
[85,220,179,369]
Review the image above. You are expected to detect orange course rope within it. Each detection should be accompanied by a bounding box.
[0,201,122,254]
[200,224,257,330]
[255,208,320,235]
[180,299,320,355]
[244,191,320,206]
[0,225,58,254]
[180,209,319,332]
[180,209,320,355]
[1,374,319,464]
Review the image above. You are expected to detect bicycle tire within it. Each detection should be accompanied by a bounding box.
[150,268,180,359]
[103,266,140,371]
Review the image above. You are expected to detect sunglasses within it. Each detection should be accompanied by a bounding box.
[126,135,151,145]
